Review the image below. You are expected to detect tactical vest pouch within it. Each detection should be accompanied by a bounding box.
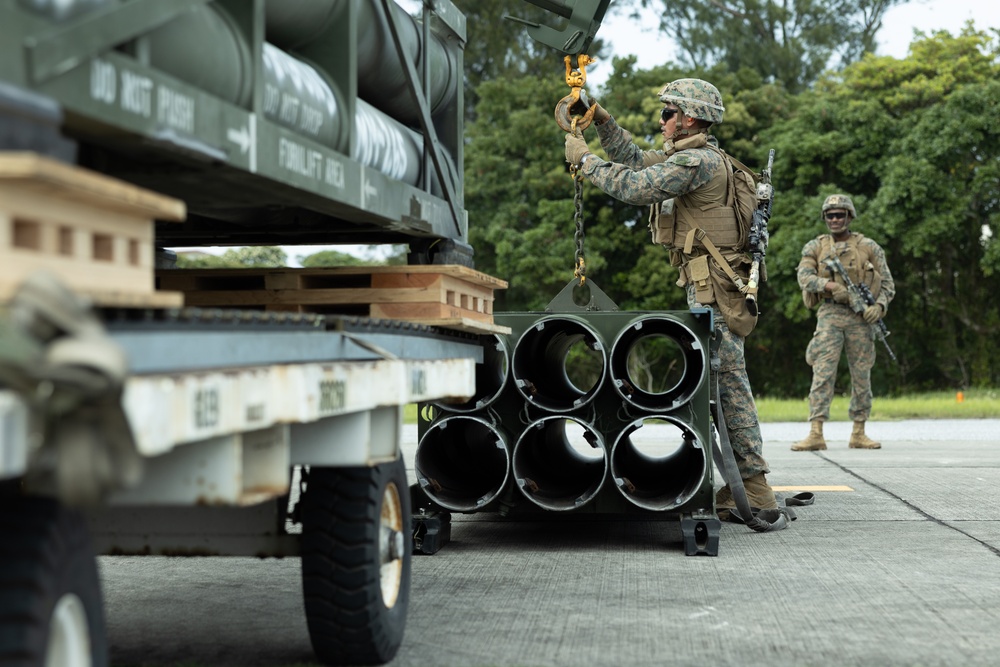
[710,257,758,337]
[649,199,676,246]
[864,260,882,300]
[681,254,757,336]
[687,254,714,305]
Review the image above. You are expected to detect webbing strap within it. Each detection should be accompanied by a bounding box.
[709,338,791,532]
[683,228,746,292]
[704,143,738,209]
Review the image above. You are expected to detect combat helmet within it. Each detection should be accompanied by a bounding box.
[658,78,725,124]
[822,194,857,218]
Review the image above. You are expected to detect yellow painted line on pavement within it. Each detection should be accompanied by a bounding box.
[772,485,854,492]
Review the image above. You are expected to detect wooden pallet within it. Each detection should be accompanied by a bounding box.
[0,152,186,307]
[156,265,511,334]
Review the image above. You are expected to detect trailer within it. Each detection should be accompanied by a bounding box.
[0,0,632,662]
[0,0,522,664]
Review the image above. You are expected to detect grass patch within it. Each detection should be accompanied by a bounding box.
[405,388,999,424]
[758,388,1000,421]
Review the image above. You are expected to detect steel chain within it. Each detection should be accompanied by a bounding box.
[572,168,586,284]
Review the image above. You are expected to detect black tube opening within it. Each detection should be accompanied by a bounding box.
[512,416,607,511]
[610,416,707,511]
[415,416,510,512]
[512,317,606,412]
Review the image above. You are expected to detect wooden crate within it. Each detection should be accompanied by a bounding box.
[157,265,511,334]
[0,152,186,307]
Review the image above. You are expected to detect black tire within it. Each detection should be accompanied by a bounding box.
[0,495,108,667]
[300,456,412,666]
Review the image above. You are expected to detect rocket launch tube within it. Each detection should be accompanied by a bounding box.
[608,314,707,412]
[512,316,607,413]
[433,335,510,414]
[415,415,510,512]
[610,416,708,511]
[512,416,607,511]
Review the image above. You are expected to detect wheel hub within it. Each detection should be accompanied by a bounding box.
[46,593,92,667]
[379,481,404,608]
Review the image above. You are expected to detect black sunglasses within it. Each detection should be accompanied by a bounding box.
[825,212,848,221]
[660,107,679,123]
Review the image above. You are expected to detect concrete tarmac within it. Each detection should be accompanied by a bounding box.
[101,419,1000,666]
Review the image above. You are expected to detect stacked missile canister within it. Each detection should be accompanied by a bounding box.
[132,0,460,191]
[416,305,721,550]
[11,0,466,249]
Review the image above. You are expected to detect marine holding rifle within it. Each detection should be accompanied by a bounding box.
[794,194,895,451]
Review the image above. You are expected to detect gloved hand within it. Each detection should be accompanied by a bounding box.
[591,101,611,125]
[829,283,849,304]
[863,304,883,324]
[564,131,590,166]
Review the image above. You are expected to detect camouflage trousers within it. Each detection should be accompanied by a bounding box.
[686,286,769,479]
[805,302,876,422]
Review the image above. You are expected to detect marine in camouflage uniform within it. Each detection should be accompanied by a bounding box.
[793,194,895,451]
[564,79,775,514]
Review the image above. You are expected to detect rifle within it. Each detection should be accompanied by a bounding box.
[823,255,898,362]
[744,149,774,317]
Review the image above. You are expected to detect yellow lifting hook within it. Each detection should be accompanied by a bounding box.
[554,54,596,133]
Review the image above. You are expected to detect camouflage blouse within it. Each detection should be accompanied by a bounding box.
[580,117,725,206]
[798,233,895,315]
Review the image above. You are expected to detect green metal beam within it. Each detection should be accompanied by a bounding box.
[508,0,613,55]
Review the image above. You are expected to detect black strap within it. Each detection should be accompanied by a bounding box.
[784,492,815,507]
[708,335,791,532]
[729,492,813,523]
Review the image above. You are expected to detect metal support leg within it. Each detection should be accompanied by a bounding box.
[680,511,721,556]
[411,509,452,555]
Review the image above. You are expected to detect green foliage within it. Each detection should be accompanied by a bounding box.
[173,252,231,269]
[298,250,370,267]
[224,246,287,267]
[174,246,287,268]
[755,27,1000,392]
[756,388,1000,422]
[639,0,905,93]
[298,245,406,267]
[624,334,685,393]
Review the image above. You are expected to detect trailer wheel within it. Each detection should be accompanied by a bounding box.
[300,456,411,666]
[0,495,107,667]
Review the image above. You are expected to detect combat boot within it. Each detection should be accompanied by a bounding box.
[743,473,778,510]
[849,421,881,449]
[791,420,827,451]
[714,474,777,521]
[715,485,734,521]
